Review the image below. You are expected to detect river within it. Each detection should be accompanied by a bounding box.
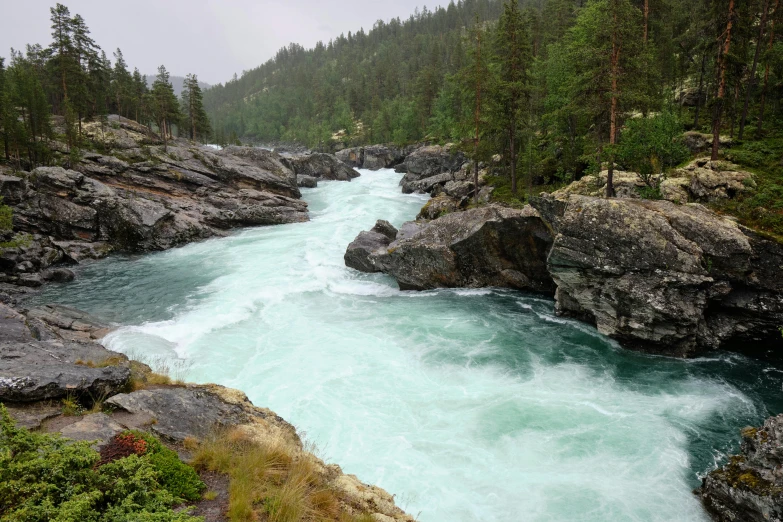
[33,168,783,522]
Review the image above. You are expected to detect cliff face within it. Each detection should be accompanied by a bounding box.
[531,193,783,358]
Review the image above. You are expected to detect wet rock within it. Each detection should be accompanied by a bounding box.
[297,175,318,188]
[531,193,783,357]
[361,205,554,292]
[336,144,414,170]
[700,414,783,522]
[41,267,75,283]
[285,152,360,181]
[344,220,399,273]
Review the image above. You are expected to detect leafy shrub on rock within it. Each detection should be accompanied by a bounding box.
[0,406,203,522]
[617,112,690,187]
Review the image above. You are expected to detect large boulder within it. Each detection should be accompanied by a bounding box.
[395,145,468,191]
[353,205,555,292]
[700,415,783,522]
[344,220,398,273]
[285,152,360,181]
[531,193,783,357]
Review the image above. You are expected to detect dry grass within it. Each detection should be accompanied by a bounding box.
[191,428,373,522]
[74,356,126,368]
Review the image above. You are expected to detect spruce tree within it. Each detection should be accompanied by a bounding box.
[151,65,179,150]
[491,0,533,194]
[181,74,211,142]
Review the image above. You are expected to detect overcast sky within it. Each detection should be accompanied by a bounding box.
[1,0,447,85]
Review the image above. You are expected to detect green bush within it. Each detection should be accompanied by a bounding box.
[0,406,203,522]
[0,197,12,232]
[617,112,690,186]
[717,135,783,239]
[132,431,206,502]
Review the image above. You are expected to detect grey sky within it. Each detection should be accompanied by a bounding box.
[1,0,447,85]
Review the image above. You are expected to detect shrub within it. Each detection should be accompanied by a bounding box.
[0,197,11,232]
[0,406,203,522]
[617,112,690,187]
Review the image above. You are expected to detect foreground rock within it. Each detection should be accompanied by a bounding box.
[532,193,783,357]
[0,303,130,402]
[348,205,555,292]
[700,415,783,522]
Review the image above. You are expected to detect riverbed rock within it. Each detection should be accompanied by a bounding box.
[285,152,360,181]
[357,205,555,292]
[344,220,399,273]
[531,193,783,357]
[297,175,318,188]
[700,415,783,522]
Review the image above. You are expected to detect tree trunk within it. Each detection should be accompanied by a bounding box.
[473,25,482,206]
[712,0,735,161]
[694,52,707,129]
[757,0,779,137]
[643,0,649,43]
[738,0,770,139]
[510,132,517,194]
[607,7,620,198]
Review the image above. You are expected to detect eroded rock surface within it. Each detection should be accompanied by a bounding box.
[336,144,413,170]
[396,145,470,194]
[700,415,783,522]
[531,193,783,357]
[344,220,398,273]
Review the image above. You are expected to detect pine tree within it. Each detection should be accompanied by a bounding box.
[491,0,533,194]
[181,73,211,142]
[712,0,736,160]
[112,49,132,121]
[566,0,647,197]
[151,65,179,150]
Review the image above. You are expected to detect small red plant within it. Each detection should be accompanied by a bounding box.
[98,432,149,466]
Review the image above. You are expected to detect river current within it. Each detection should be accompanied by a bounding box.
[34,168,783,522]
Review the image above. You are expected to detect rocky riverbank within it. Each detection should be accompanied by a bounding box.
[0,301,414,522]
[0,117,358,291]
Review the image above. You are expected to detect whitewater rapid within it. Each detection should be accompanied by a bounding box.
[35,169,783,522]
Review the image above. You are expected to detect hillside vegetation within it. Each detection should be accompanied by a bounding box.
[204,0,783,195]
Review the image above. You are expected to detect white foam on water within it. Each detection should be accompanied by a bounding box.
[83,169,763,522]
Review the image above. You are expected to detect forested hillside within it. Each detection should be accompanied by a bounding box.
[0,3,212,169]
[204,0,783,188]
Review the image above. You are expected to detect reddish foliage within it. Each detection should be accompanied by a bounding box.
[97,432,149,467]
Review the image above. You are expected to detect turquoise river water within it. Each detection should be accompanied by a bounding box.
[33,168,783,522]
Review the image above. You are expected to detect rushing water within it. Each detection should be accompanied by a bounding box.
[34,169,783,522]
